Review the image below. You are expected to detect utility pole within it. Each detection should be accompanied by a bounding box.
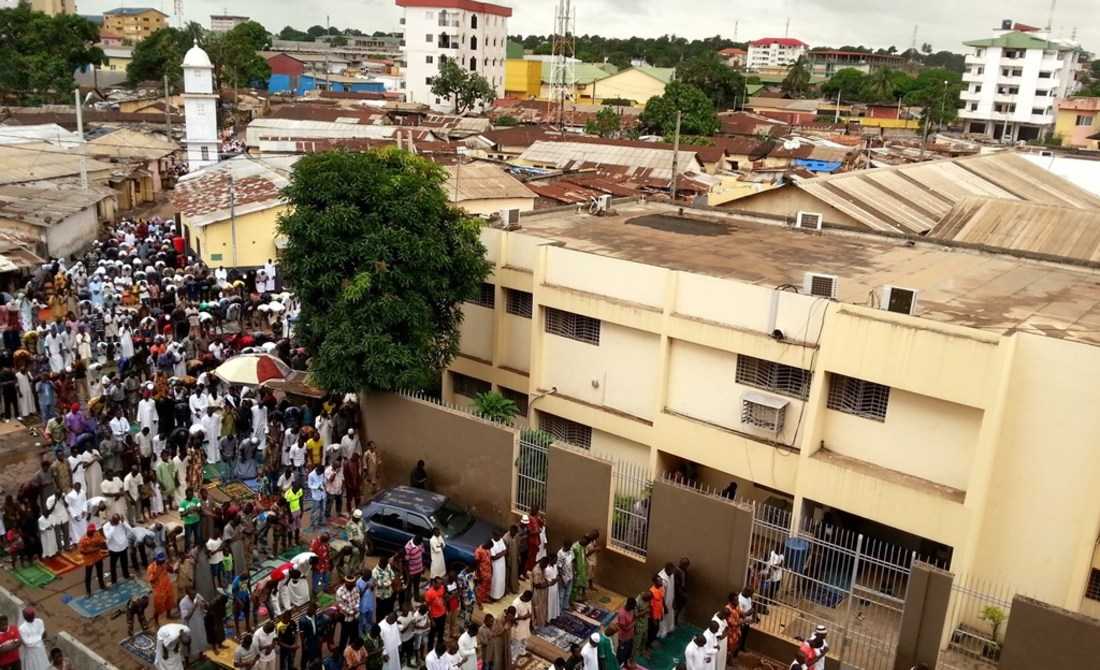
[163,74,172,139]
[834,88,841,123]
[74,89,88,191]
[670,110,682,202]
[228,172,238,267]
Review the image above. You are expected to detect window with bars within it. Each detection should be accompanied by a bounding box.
[544,307,600,345]
[467,282,495,309]
[736,355,812,400]
[827,373,890,421]
[1087,569,1100,602]
[538,411,592,449]
[500,386,529,416]
[505,289,533,318]
[451,372,491,398]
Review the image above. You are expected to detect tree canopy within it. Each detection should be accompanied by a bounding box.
[430,59,494,113]
[677,51,746,110]
[277,150,491,393]
[514,33,746,69]
[781,56,812,98]
[584,106,623,137]
[903,68,962,127]
[821,66,962,110]
[129,21,270,90]
[0,4,103,103]
[127,26,188,87]
[639,81,718,137]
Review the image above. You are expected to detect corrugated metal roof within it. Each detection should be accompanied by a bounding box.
[0,185,114,227]
[0,143,117,186]
[0,124,81,146]
[929,197,1100,262]
[87,128,177,161]
[518,140,700,179]
[443,162,536,202]
[794,152,1100,234]
[172,155,299,224]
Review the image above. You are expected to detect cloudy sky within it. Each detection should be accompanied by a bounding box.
[78,0,1097,53]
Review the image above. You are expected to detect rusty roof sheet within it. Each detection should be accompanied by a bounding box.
[172,155,298,224]
[929,197,1100,262]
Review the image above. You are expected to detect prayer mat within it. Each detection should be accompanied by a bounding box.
[203,464,223,482]
[515,652,553,670]
[636,625,701,670]
[317,591,335,608]
[572,602,616,627]
[62,549,86,565]
[39,554,81,576]
[203,638,239,669]
[120,631,157,667]
[66,579,151,618]
[12,563,55,588]
[219,481,256,502]
[241,478,263,492]
[549,611,597,639]
[534,624,583,652]
[278,545,307,560]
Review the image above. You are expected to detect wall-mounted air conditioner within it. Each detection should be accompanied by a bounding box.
[880,285,918,315]
[741,391,789,435]
[500,208,520,226]
[803,272,838,299]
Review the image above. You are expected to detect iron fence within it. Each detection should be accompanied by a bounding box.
[938,576,1016,670]
[609,459,652,557]
[514,429,550,513]
[748,503,931,670]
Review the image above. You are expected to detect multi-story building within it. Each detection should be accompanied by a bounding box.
[26,0,76,15]
[747,37,809,70]
[443,197,1100,619]
[718,47,746,68]
[808,49,906,78]
[396,0,510,111]
[210,14,249,32]
[1054,97,1100,148]
[102,7,168,43]
[958,19,1083,142]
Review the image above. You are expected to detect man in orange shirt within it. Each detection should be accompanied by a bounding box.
[423,577,447,653]
[79,524,107,597]
[647,574,665,649]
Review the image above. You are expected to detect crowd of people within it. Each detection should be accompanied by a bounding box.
[0,216,841,670]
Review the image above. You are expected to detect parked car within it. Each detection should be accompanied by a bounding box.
[361,486,499,566]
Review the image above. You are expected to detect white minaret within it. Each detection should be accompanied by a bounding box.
[182,43,219,170]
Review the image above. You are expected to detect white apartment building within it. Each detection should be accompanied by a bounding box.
[958,20,1083,142]
[747,37,809,70]
[397,0,510,111]
[210,14,249,32]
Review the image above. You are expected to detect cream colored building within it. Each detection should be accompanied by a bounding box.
[29,0,75,15]
[443,199,1100,618]
[443,162,536,216]
[102,7,169,43]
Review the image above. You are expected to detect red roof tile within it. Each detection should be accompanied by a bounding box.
[750,37,808,47]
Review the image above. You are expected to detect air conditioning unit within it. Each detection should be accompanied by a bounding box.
[588,194,613,214]
[795,211,823,231]
[803,272,838,299]
[741,391,789,435]
[880,285,919,315]
[499,208,520,226]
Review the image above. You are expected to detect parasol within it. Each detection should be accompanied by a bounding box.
[213,353,291,386]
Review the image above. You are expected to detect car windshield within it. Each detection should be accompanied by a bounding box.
[432,501,474,536]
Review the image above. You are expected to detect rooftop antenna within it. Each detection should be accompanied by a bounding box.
[910,24,918,52]
[784,17,790,37]
[1045,0,1056,31]
[549,0,576,134]
[173,0,183,28]
[733,20,738,42]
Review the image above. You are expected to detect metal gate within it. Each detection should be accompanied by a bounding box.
[609,460,652,557]
[748,504,919,670]
[514,429,550,513]
[937,576,1015,670]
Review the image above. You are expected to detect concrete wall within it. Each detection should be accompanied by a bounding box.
[893,563,953,670]
[719,185,861,227]
[360,392,518,527]
[545,445,612,552]
[188,204,286,269]
[0,586,120,670]
[999,595,1100,670]
[46,207,100,259]
[459,302,495,361]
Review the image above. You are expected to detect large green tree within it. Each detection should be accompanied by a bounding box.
[277,150,491,393]
[431,59,494,113]
[781,56,812,98]
[585,106,622,137]
[639,81,719,136]
[127,27,186,86]
[677,51,746,110]
[209,20,271,88]
[821,68,866,101]
[904,68,962,128]
[0,4,103,103]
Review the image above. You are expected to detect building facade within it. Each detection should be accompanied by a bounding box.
[182,45,219,170]
[958,20,1083,142]
[442,200,1100,620]
[397,0,510,111]
[210,14,249,32]
[1054,97,1100,148]
[102,7,169,42]
[747,37,809,70]
[27,0,76,15]
[808,49,906,78]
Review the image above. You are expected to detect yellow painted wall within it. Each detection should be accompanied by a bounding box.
[505,60,541,98]
[1054,108,1100,148]
[440,222,1100,614]
[103,56,132,72]
[459,303,494,362]
[185,204,286,269]
[584,69,667,106]
[455,197,535,217]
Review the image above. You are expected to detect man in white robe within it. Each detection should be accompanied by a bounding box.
[710,610,729,670]
[581,633,600,670]
[18,608,49,670]
[457,624,478,670]
[490,533,507,600]
[154,623,190,670]
[684,635,713,670]
[379,612,403,670]
[200,407,222,463]
[138,390,159,434]
[65,484,88,544]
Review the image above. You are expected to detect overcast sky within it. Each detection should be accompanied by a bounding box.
[78,0,1097,53]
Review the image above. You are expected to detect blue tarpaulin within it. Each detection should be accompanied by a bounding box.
[793,158,843,173]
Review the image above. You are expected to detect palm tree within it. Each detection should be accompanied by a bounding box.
[781,56,811,98]
[863,67,897,103]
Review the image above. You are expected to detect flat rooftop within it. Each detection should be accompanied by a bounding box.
[514,201,1100,347]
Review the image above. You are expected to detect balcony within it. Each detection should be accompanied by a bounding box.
[964,54,985,66]
[962,71,984,83]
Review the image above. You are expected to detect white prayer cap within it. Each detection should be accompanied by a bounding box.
[589,633,600,643]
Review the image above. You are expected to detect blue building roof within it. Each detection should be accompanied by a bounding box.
[104,7,168,16]
[793,158,843,174]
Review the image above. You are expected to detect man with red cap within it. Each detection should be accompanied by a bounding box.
[78,524,107,597]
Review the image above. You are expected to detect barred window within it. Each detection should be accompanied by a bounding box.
[736,355,812,400]
[544,307,600,345]
[452,372,491,398]
[538,411,592,449]
[827,373,890,421]
[500,386,529,416]
[467,282,495,309]
[1087,569,1100,602]
[505,289,533,318]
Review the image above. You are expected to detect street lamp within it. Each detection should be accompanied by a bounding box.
[938,79,949,132]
